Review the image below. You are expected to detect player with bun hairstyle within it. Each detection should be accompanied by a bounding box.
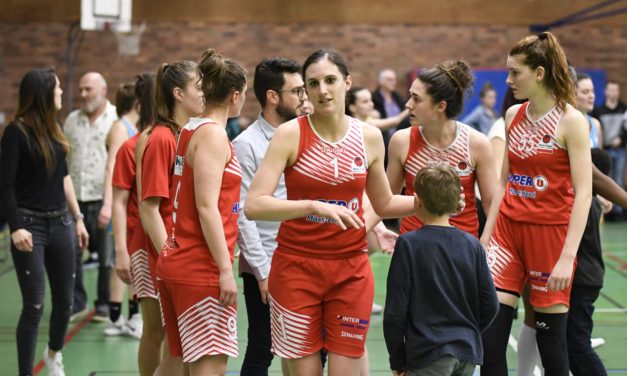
[245,48,414,375]
[387,59,496,238]
[155,49,246,375]
[480,32,592,376]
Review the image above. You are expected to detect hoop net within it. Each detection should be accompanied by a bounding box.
[113,23,145,56]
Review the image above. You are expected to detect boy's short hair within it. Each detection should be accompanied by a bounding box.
[413,164,461,216]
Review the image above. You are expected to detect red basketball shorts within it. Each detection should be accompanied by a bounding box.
[487,214,575,308]
[268,250,374,359]
[157,281,238,362]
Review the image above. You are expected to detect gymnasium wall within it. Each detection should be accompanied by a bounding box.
[1,1,626,123]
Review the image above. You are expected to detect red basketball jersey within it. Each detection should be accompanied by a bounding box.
[112,134,143,252]
[400,124,478,236]
[501,102,573,224]
[140,125,176,254]
[157,119,242,286]
[276,115,368,258]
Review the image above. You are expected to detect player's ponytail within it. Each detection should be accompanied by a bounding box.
[509,32,575,111]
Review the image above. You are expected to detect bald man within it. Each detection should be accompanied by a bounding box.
[63,72,118,322]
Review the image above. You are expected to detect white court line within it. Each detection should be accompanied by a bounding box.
[517,307,627,313]
[591,308,627,313]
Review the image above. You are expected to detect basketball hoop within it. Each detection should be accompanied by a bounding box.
[113,22,145,56]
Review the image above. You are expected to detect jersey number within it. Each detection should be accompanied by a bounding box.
[172,181,181,224]
[329,158,339,179]
[277,313,288,340]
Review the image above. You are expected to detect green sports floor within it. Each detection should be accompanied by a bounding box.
[1,223,626,375]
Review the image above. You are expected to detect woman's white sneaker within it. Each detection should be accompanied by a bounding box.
[42,347,65,376]
[104,316,128,336]
[125,314,143,339]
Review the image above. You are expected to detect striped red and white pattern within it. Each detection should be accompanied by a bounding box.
[400,123,478,235]
[292,117,368,186]
[177,295,238,362]
[486,239,516,289]
[269,295,314,359]
[130,249,158,300]
[224,147,242,178]
[404,123,472,177]
[508,106,564,160]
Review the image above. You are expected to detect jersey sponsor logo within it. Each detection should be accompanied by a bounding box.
[232,202,241,214]
[305,214,338,224]
[507,174,549,199]
[455,160,471,177]
[305,197,360,224]
[174,155,185,176]
[537,134,554,154]
[532,176,548,191]
[527,269,550,284]
[427,150,450,163]
[319,146,348,154]
[337,315,369,325]
[529,270,551,278]
[509,174,533,186]
[340,331,364,341]
[318,198,360,213]
[352,156,366,175]
[530,284,549,293]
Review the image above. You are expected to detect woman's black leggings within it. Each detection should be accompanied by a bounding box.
[10,209,76,376]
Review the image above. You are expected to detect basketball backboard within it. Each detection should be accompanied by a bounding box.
[81,0,132,32]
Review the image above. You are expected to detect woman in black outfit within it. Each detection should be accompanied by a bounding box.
[0,69,89,376]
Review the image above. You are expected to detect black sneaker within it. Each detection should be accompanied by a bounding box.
[92,304,109,322]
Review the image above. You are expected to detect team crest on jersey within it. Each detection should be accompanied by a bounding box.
[537,134,554,154]
[352,156,366,175]
[174,155,185,176]
[455,160,471,177]
[533,175,548,191]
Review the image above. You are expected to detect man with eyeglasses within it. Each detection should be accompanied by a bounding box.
[233,57,308,375]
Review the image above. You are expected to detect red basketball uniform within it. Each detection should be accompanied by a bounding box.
[156,118,241,360]
[112,134,157,300]
[487,102,575,307]
[400,123,478,236]
[140,125,176,287]
[270,115,373,359]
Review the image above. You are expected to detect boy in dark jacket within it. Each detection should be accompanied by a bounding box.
[384,164,498,376]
